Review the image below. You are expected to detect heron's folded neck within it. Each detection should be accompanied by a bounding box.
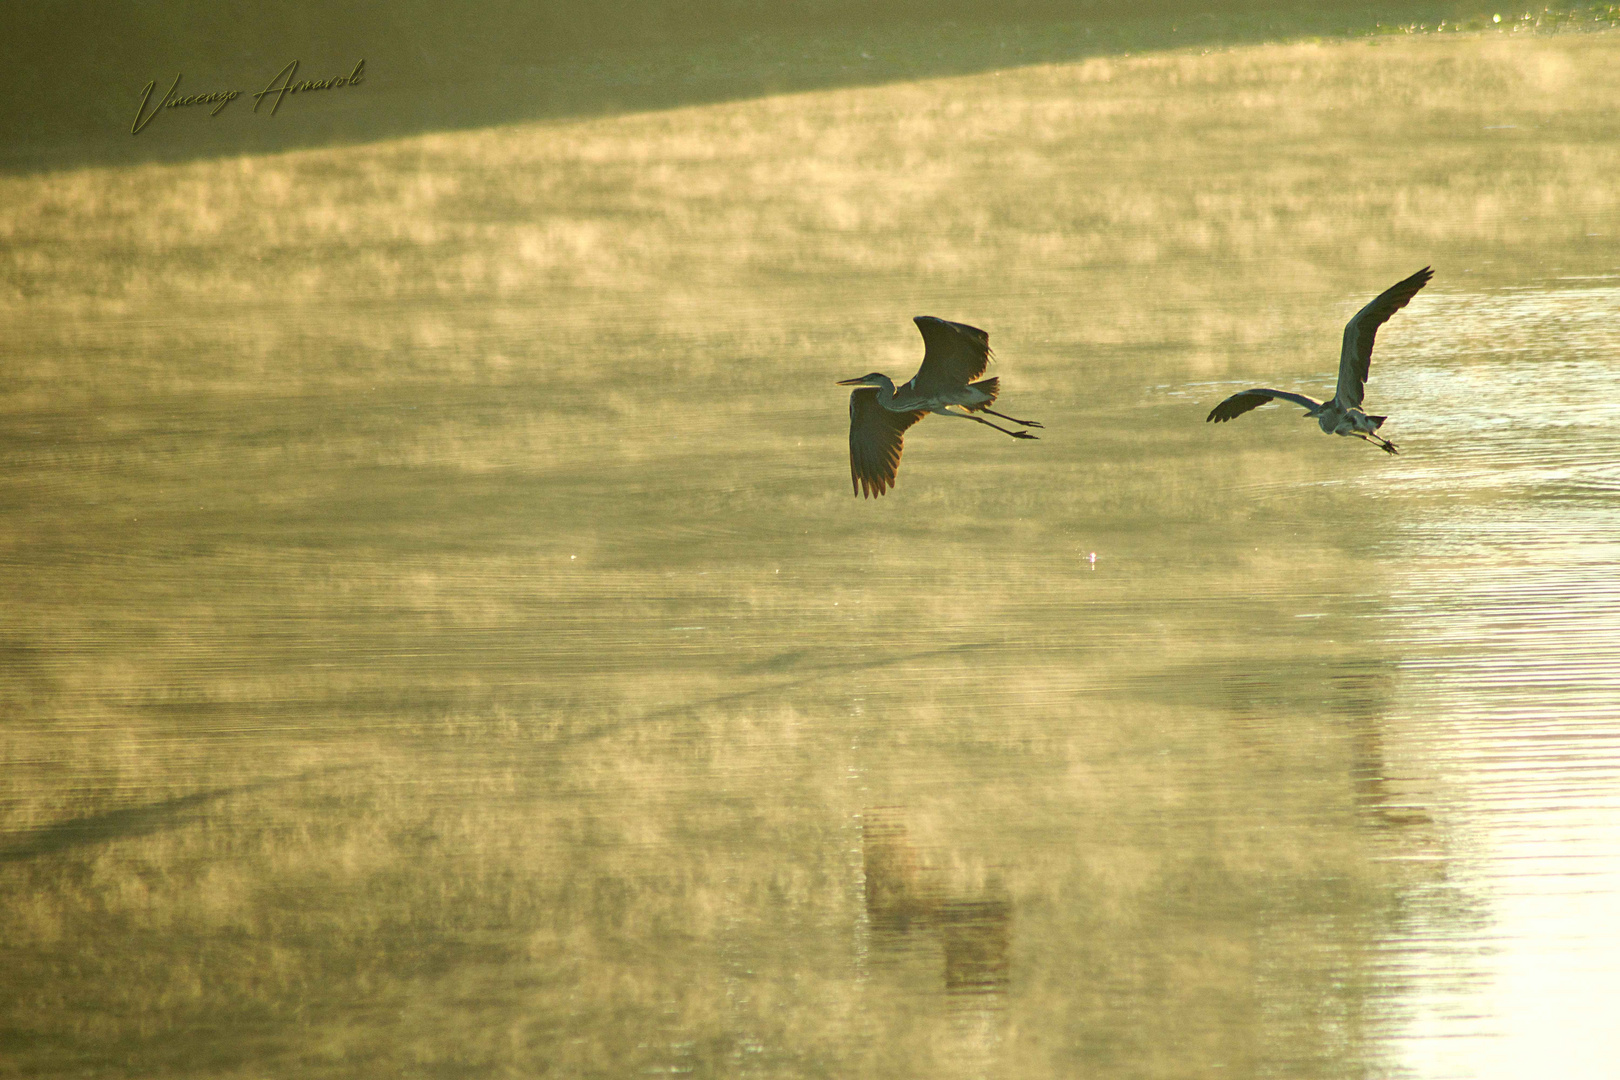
[877,379,912,409]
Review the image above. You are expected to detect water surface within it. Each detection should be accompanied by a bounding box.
[2,27,1618,1079]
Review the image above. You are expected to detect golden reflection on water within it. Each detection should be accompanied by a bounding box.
[1,26,1618,1080]
[1353,283,1620,1079]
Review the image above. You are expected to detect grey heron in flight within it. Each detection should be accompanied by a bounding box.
[1206,266,1433,455]
[838,316,1042,498]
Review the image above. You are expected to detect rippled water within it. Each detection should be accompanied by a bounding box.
[2,26,1618,1080]
[1363,284,1620,1078]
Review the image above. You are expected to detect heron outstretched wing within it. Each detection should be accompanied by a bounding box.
[1336,266,1432,409]
[848,387,926,498]
[910,316,992,399]
[1206,388,1323,423]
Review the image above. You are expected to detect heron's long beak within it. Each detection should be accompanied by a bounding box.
[836,377,864,385]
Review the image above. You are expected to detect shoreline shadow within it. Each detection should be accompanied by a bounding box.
[1,2,1473,176]
[0,764,355,863]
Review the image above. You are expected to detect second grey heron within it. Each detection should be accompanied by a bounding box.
[1206,266,1433,454]
[838,316,1042,498]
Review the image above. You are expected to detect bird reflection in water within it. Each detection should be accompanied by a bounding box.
[861,807,1012,997]
[937,897,1013,996]
[1329,669,1437,830]
[1219,667,1435,832]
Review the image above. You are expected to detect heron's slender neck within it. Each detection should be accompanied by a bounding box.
[854,373,923,411]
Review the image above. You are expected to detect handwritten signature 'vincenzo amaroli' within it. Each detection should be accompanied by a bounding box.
[132,60,365,135]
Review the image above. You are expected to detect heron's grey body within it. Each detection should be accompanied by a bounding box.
[1206,266,1433,454]
[838,316,1042,498]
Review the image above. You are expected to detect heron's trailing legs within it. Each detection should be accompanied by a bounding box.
[1354,432,1399,455]
[979,407,1043,429]
[938,408,1039,439]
